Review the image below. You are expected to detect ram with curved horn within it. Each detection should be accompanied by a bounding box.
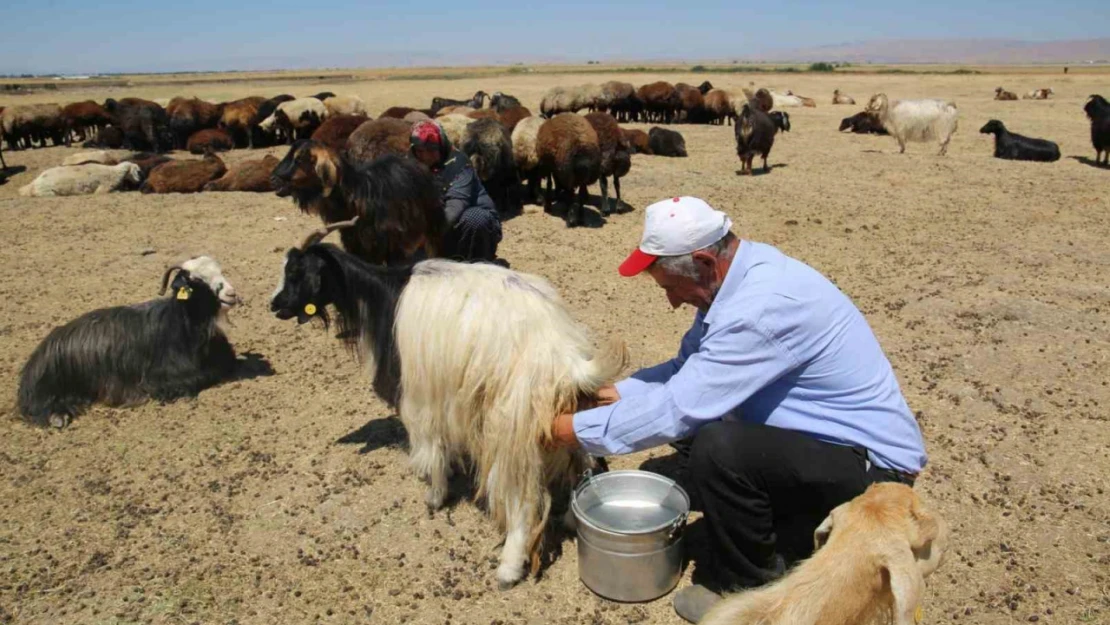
[271,222,626,589]
[17,257,242,428]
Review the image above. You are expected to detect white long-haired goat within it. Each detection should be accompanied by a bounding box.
[867,93,959,155]
[270,220,627,588]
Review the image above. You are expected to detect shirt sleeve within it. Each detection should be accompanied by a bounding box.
[574,319,799,456]
[443,166,476,225]
[614,314,704,398]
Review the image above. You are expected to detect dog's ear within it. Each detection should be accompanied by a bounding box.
[814,503,847,551]
[908,494,948,578]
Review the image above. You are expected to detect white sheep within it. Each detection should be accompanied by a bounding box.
[19,162,142,197]
[539,85,594,117]
[322,95,367,117]
[61,150,123,166]
[770,90,816,108]
[832,89,856,105]
[259,97,329,142]
[436,113,474,148]
[867,93,959,155]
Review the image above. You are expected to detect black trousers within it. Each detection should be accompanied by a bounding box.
[444,208,502,262]
[684,420,911,592]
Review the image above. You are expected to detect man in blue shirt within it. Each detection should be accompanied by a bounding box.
[550,197,926,622]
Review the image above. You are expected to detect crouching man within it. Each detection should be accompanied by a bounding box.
[550,197,926,622]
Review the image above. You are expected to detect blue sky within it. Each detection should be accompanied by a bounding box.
[3,0,1108,74]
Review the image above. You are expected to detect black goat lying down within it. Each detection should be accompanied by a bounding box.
[839,111,888,135]
[17,257,241,428]
[979,120,1060,163]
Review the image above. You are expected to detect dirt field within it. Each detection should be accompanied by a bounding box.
[1,70,1107,625]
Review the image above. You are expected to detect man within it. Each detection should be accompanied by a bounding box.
[410,120,504,264]
[551,197,926,623]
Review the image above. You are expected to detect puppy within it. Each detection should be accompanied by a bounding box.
[699,482,948,625]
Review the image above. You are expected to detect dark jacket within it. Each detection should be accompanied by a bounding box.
[433,149,497,226]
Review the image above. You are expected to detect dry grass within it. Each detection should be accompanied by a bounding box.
[0,70,1107,625]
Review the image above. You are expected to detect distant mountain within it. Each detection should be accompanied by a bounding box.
[747,38,1110,65]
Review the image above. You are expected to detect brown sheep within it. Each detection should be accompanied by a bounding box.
[61,101,115,144]
[204,155,280,192]
[536,113,601,228]
[186,128,234,154]
[637,81,681,124]
[994,87,1018,101]
[379,106,419,119]
[167,97,223,150]
[345,117,412,164]
[121,152,174,181]
[675,83,706,123]
[2,104,66,149]
[311,115,371,151]
[467,109,499,122]
[140,153,227,194]
[584,112,631,216]
[497,106,532,134]
[219,96,266,148]
[602,81,639,122]
[703,89,735,126]
[437,105,476,117]
[621,128,652,155]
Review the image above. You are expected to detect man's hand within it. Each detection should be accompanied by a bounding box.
[596,384,620,406]
[548,386,622,450]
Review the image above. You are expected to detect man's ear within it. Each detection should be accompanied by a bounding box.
[691,249,717,280]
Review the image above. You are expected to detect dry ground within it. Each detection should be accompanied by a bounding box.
[0,70,1107,625]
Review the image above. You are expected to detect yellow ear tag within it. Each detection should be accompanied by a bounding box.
[914,605,924,624]
[304,303,317,316]
[176,287,191,301]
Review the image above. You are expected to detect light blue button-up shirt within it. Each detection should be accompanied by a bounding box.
[573,240,927,474]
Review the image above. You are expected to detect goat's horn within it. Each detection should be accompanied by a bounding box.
[159,263,185,295]
[300,217,360,249]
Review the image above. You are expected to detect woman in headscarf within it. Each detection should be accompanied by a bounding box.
[410,120,505,265]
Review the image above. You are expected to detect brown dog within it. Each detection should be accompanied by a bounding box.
[700,482,948,625]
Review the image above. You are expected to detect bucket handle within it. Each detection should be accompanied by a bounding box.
[669,512,689,540]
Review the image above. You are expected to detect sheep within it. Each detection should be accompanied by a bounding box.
[770,90,815,108]
[621,128,652,154]
[270,140,445,264]
[61,101,115,144]
[323,95,368,117]
[82,126,125,149]
[436,114,475,149]
[497,106,532,133]
[675,83,707,123]
[259,97,330,144]
[462,117,521,215]
[647,127,687,157]
[104,98,173,152]
[994,87,1018,101]
[140,153,227,194]
[770,111,791,133]
[511,116,545,205]
[61,150,123,166]
[19,162,142,197]
[703,89,736,125]
[379,106,420,119]
[186,128,235,154]
[467,109,500,122]
[832,89,855,105]
[204,155,280,192]
[839,111,889,135]
[270,224,626,588]
[166,97,223,150]
[1023,88,1054,100]
[403,111,431,123]
[121,152,174,182]
[18,256,240,428]
[866,93,959,155]
[219,96,266,148]
[1,104,66,150]
[637,81,681,124]
[345,117,413,164]
[310,114,370,151]
[741,87,775,114]
[536,113,601,228]
[251,95,296,146]
[490,92,522,112]
[599,81,639,122]
[436,105,476,117]
[735,104,778,175]
[977,120,1060,163]
[584,112,631,216]
[429,91,488,115]
[310,92,337,101]
[1083,95,1110,165]
[539,85,594,117]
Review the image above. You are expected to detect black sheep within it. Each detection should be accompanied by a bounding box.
[17,257,241,428]
[735,104,776,175]
[647,127,687,157]
[979,120,1060,163]
[104,98,173,152]
[310,92,337,101]
[251,94,296,146]
[490,92,522,113]
[839,111,888,135]
[1085,95,1110,165]
[769,111,791,133]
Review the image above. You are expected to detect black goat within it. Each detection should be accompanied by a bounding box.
[1085,95,1110,165]
[839,111,888,135]
[647,127,687,157]
[735,104,776,175]
[769,111,791,133]
[271,221,412,407]
[271,140,446,264]
[310,92,337,101]
[490,92,522,113]
[17,257,241,428]
[979,120,1060,163]
[429,91,489,115]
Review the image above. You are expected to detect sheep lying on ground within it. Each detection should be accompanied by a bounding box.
[536,113,601,227]
[994,87,1018,101]
[62,150,124,166]
[19,162,142,197]
[839,111,888,135]
[621,128,652,154]
[1083,95,1110,165]
[204,155,280,192]
[867,93,959,155]
[345,118,412,164]
[979,120,1060,162]
[270,223,625,588]
[648,127,687,157]
[1023,88,1054,100]
[122,152,173,181]
[832,89,855,105]
[141,154,226,194]
[186,128,234,154]
[18,257,240,428]
[700,483,948,625]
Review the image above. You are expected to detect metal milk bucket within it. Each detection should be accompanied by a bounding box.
[572,470,690,602]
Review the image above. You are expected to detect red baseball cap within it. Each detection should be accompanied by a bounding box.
[618,196,733,277]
